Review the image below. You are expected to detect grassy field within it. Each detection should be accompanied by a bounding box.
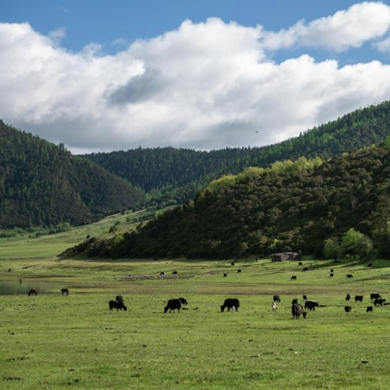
[1,212,390,389]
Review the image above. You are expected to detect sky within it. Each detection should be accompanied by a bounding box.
[2,0,390,153]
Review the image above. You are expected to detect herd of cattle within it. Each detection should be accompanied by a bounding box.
[25,262,386,318]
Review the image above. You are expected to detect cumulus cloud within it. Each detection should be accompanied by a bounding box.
[1,3,390,153]
[263,1,390,51]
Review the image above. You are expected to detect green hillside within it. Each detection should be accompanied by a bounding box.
[72,145,390,260]
[85,101,390,205]
[0,121,145,229]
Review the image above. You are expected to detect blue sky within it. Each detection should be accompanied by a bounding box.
[1,1,390,152]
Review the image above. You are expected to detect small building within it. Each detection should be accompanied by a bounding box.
[270,252,299,262]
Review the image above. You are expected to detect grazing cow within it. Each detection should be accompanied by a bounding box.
[179,297,188,306]
[374,298,386,306]
[367,306,373,313]
[303,267,308,272]
[355,295,364,303]
[28,289,37,296]
[231,262,235,266]
[272,301,277,311]
[303,295,307,301]
[159,272,165,276]
[273,295,281,303]
[292,303,307,319]
[368,263,373,267]
[223,273,227,277]
[305,300,319,311]
[291,276,297,280]
[344,306,352,312]
[8,269,11,272]
[237,269,242,273]
[172,271,178,275]
[221,298,240,312]
[346,293,351,301]
[370,293,381,300]
[298,262,303,266]
[61,288,69,296]
[109,300,127,311]
[164,299,182,313]
[291,298,298,304]
[116,295,124,302]
[330,273,334,277]
[330,269,334,272]
[347,274,353,278]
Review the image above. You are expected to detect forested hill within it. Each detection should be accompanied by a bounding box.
[0,121,145,229]
[85,101,390,205]
[70,145,390,260]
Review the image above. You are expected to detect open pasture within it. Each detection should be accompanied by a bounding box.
[2,255,390,389]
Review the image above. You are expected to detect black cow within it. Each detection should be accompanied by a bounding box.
[164,299,182,313]
[291,276,297,280]
[346,293,351,301]
[370,293,381,300]
[347,274,353,278]
[344,306,352,312]
[374,298,386,306]
[160,272,165,276]
[28,288,38,296]
[355,295,364,303]
[179,297,188,306]
[330,273,334,277]
[223,273,227,277]
[273,295,281,303]
[367,263,373,267]
[61,288,69,296]
[109,300,127,311]
[116,295,124,302]
[305,300,319,311]
[221,298,240,312]
[366,306,373,313]
[231,262,235,266]
[330,269,334,272]
[237,269,242,273]
[172,271,178,275]
[303,267,308,272]
[292,303,306,319]
[298,262,303,266]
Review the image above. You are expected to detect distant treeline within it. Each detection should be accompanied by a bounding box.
[85,101,390,205]
[70,145,390,260]
[0,121,145,229]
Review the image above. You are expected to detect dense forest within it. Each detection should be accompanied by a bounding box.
[85,101,390,205]
[0,121,145,229]
[70,144,390,260]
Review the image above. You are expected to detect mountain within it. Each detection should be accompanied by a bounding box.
[85,101,390,205]
[0,121,145,229]
[70,145,390,260]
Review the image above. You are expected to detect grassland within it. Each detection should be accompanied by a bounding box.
[1,211,390,389]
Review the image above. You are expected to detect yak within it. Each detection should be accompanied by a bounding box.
[221,298,240,312]
[292,303,306,319]
[366,306,373,313]
[346,293,351,301]
[290,276,297,280]
[164,299,182,313]
[305,300,319,311]
[28,289,38,296]
[60,288,69,296]
[370,293,381,300]
[109,300,127,311]
[355,295,364,303]
[374,298,386,306]
[344,306,352,313]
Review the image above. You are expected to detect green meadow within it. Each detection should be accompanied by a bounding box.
[1,211,390,389]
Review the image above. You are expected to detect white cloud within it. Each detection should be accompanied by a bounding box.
[263,2,390,51]
[1,5,390,153]
[376,36,390,53]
